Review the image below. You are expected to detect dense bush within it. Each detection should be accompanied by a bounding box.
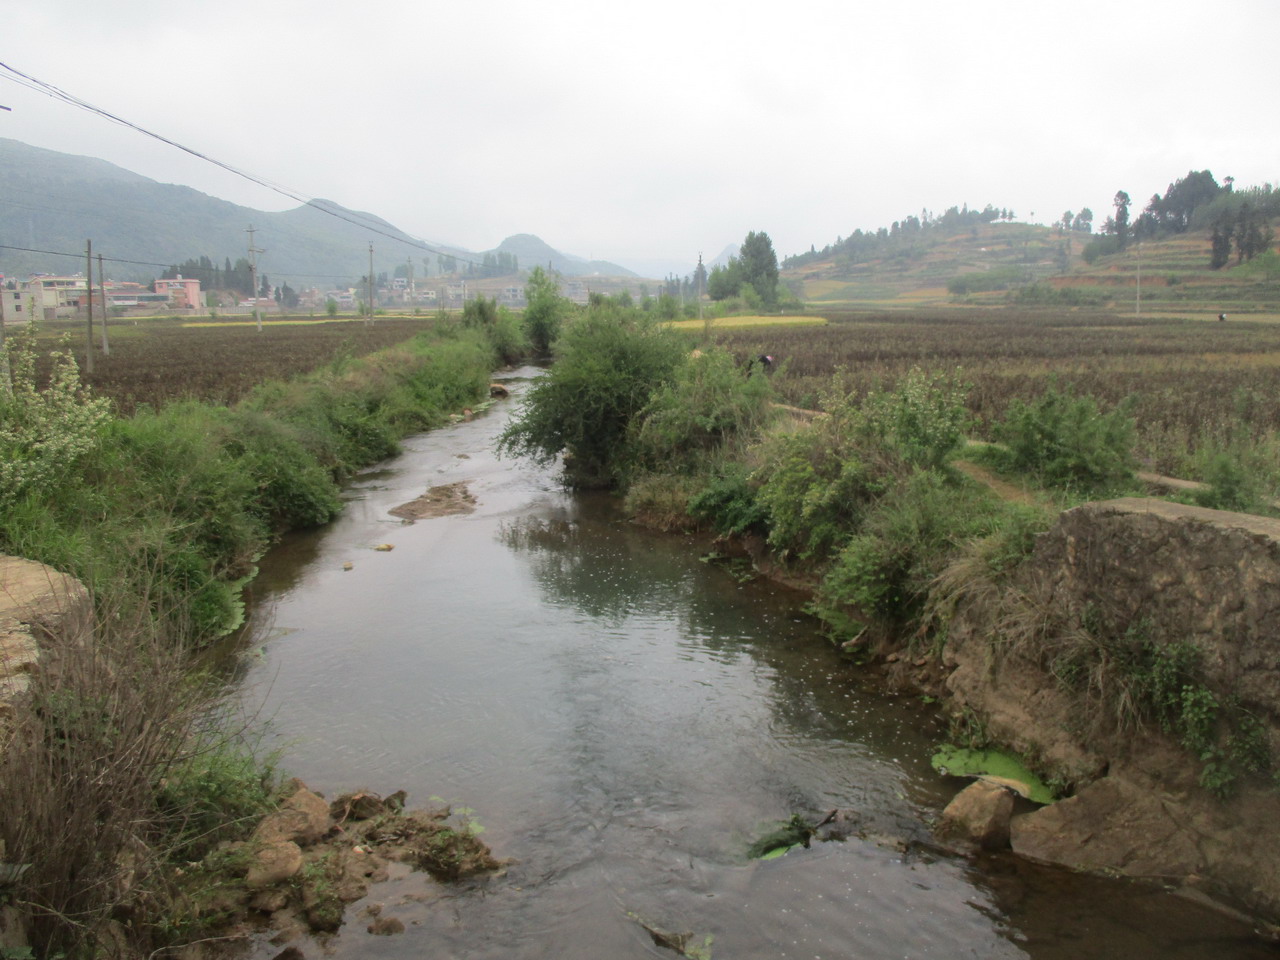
[498,303,685,487]
[860,367,971,469]
[630,347,775,473]
[461,295,527,365]
[687,462,771,537]
[0,329,112,508]
[991,384,1136,491]
[753,427,885,561]
[813,470,1017,635]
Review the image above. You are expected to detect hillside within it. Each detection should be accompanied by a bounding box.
[785,221,1066,307]
[785,219,1279,314]
[0,139,633,284]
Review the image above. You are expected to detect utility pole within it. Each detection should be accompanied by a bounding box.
[97,253,110,356]
[367,243,375,324]
[84,239,94,375]
[246,225,264,331]
[1135,241,1142,317]
[0,270,10,397]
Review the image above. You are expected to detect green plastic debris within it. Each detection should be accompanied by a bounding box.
[931,744,1056,804]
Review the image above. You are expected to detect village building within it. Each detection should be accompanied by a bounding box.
[22,274,88,319]
[153,275,202,310]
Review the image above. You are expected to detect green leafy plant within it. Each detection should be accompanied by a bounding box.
[498,303,685,487]
[993,384,1136,490]
[0,327,112,508]
[687,463,770,537]
[631,347,775,474]
[860,367,971,469]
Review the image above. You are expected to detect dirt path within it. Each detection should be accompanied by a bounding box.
[951,459,1043,507]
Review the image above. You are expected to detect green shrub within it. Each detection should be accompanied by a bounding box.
[498,304,685,487]
[0,328,112,508]
[223,409,343,529]
[1192,451,1260,512]
[861,367,971,469]
[993,384,1136,491]
[753,429,884,561]
[687,462,770,537]
[630,347,775,473]
[462,296,527,365]
[522,266,569,356]
[156,737,279,861]
[622,473,700,532]
[814,470,1011,633]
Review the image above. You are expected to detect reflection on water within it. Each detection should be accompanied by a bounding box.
[231,369,1271,959]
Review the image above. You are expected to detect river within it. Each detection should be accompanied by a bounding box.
[230,367,1270,959]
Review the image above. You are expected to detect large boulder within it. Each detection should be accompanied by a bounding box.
[246,840,303,888]
[253,784,332,847]
[936,781,1014,850]
[0,556,92,715]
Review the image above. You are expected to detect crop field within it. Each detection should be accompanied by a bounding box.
[26,317,436,414]
[666,315,826,331]
[709,308,1280,474]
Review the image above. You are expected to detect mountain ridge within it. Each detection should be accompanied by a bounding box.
[0,138,636,283]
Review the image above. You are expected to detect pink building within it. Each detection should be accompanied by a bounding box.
[154,275,202,309]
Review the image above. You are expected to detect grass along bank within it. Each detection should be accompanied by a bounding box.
[0,316,514,958]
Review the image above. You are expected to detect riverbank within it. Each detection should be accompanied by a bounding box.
[0,320,516,959]
[666,482,1280,931]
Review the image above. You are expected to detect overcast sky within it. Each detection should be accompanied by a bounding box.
[5,0,1277,274]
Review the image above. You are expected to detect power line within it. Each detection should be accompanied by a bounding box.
[0,61,485,268]
[0,243,172,269]
[0,244,386,284]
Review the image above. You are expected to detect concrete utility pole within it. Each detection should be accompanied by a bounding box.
[1135,241,1142,317]
[0,271,10,397]
[246,225,264,331]
[367,243,375,324]
[97,253,110,356]
[84,240,94,375]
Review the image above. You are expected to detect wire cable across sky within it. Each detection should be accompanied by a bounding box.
[0,61,485,268]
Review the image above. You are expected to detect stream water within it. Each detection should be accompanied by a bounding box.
[229,367,1270,959]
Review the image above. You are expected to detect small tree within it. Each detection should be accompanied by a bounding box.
[522,266,567,355]
[1111,191,1131,247]
[498,304,684,487]
[739,231,779,306]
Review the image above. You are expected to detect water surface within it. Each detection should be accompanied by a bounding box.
[233,368,1268,959]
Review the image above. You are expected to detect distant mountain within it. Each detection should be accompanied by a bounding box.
[0,138,633,284]
[709,243,739,268]
[493,234,634,278]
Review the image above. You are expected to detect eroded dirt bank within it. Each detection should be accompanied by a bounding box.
[900,498,1280,924]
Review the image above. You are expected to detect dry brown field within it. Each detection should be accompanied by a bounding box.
[28,317,436,415]
[708,308,1280,474]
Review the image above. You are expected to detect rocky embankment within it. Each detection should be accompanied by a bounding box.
[934,498,1280,924]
